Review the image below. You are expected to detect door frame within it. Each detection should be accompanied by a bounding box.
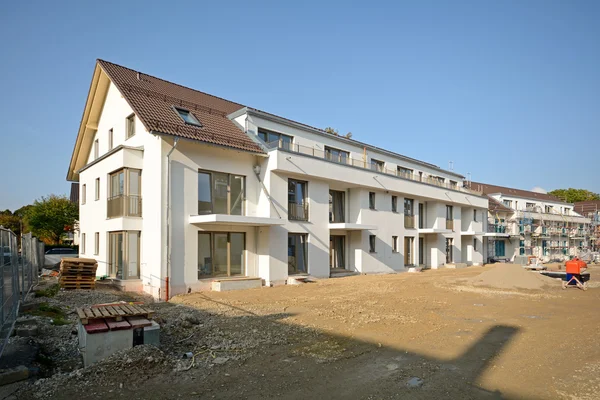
[329,235,346,270]
[198,232,246,278]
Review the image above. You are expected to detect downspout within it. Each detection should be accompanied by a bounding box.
[165,137,179,301]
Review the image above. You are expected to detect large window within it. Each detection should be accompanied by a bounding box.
[108,168,142,218]
[109,231,140,280]
[288,233,307,274]
[325,146,349,164]
[495,240,506,257]
[405,237,414,266]
[258,128,292,150]
[446,205,453,229]
[404,198,415,228]
[288,179,308,221]
[198,232,245,277]
[198,171,245,215]
[329,190,345,223]
[418,203,424,228]
[397,167,413,178]
[370,159,384,172]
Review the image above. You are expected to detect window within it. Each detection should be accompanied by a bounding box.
[174,107,202,126]
[404,198,414,216]
[329,190,345,223]
[94,139,99,160]
[197,171,245,216]
[473,238,478,251]
[564,208,570,215]
[418,203,424,229]
[369,235,376,253]
[94,232,99,255]
[473,209,477,222]
[198,232,245,277]
[258,128,292,150]
[95,178,100,201]
[108,168,142,218]
[397,167,413,178]
[545,205,553,213]
[391,196,398,213]
[108,128,113,150]
[325,146,349,164]
[369,192,376,210]
[392,236,399,253]
[126,114,135,139]
[370,159,384,172]
[495,240,506,257]
[405,237,414,265]
[109,231,140,280]
[81,184,86,205]
[446,205,453,220]
[431,176,445,185]
[519,240,525,256]
[288,179,308,221]
[81,233,86,254]
[526,202,535,210]
[288,233,307,274]
[449,180,457,189]
[503,200,512,208]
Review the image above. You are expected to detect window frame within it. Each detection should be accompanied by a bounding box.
[81,233,86,254]
[397,166,413,178]
[81,184,86,205]
[391,195,398,213]
[404,198,414,217]
[287,233,308,274]
[93,139,99,160]
[446,205,453,221]
[198,170,246,216]
[126,113,136,139]
[324,145,350,164]
[174,106,203,127]
[198,231,246,278]
[108,128,114,150]
[108,230,141,280]
[473,238,478,251]
[392,236,399,253]
[288,179,308,221]
[94,232,99,255]
[95,178,100,201]
[370,158,385,172]
[473,209,477,222]
[257,128,293,149]
[369,235,376,253]
[369,192,376,210]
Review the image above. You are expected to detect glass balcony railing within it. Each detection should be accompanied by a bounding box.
[107,195,142,218]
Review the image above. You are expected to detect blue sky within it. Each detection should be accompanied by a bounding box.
[1,0,599,211]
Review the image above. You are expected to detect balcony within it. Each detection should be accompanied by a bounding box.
[267,141,482,195]
[288,202,309,221]
[404,215,415,229]
[107,195,142,218]
[446,219,454,230]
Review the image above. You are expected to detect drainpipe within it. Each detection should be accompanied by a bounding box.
[165,137,179,301]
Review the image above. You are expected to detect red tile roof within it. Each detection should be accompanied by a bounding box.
[470,181,564,203]
[97,60,264,154]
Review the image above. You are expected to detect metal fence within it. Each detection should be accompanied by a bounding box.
[0,227,44,358]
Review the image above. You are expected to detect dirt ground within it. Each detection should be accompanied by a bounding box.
[10,263,600,400]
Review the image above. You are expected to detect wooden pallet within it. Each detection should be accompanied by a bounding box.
[77,303,154,325]
[60,258,98,289]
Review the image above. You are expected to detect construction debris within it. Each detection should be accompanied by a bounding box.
[59,258,98,290]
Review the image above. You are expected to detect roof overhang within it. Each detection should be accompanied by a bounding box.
[189,214,285,227]
[460,231,485,236]
[419,228,453,234]
[67,62,111,182]
[329,223,378,231]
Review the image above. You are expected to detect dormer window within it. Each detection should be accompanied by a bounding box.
[175,107,202,127]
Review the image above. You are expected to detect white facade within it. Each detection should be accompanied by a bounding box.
[484,192,591,263]
[70,65,489,299]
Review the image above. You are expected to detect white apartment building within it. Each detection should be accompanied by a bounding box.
[67,60,488,299]
[474,182,592,263]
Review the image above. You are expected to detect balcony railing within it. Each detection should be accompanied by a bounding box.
[446,220,454,230]
[404,215,415,229]
[488,224,507,233]
[288,202,309,221]
[267,141,482,195]
[107,195,142,218]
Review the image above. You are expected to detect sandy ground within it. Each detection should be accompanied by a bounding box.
[12,264,600,400]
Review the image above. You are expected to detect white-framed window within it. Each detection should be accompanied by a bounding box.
[81,184,86,205]
[108,128,114,150]
[95,178,100,201]
[94,139,99,160]
[392,236,399,253]
[81,233,86,254]
[391,196,398,212]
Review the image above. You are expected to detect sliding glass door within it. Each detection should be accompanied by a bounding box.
[198,232,245,278]
[108,231,140,280]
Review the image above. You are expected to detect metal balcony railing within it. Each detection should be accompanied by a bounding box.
[446,220,454,230]
[267,141,482,196]
[404,215,415,229]
[107,195,142,218]
[288,202,309,221]
[487,224,507,233]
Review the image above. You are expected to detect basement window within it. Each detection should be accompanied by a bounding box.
[174,107,202,127]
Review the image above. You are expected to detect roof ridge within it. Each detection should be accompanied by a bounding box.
[96,59,245,110]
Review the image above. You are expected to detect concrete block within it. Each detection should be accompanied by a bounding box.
[143,321,160,347]
[78,321,133,367]
[212,278,262,292]
[14,325,38,337]
[445,263,468,269]
[0,366,29,386]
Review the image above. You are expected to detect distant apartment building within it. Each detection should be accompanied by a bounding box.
[472,182,591,262]
[574,200,600,251]
[67,60,488,299]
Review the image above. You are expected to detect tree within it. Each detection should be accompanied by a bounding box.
[324,127,339,136]
[27,195,78,244]
[548,188,600,203]
[0,210,21,235]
